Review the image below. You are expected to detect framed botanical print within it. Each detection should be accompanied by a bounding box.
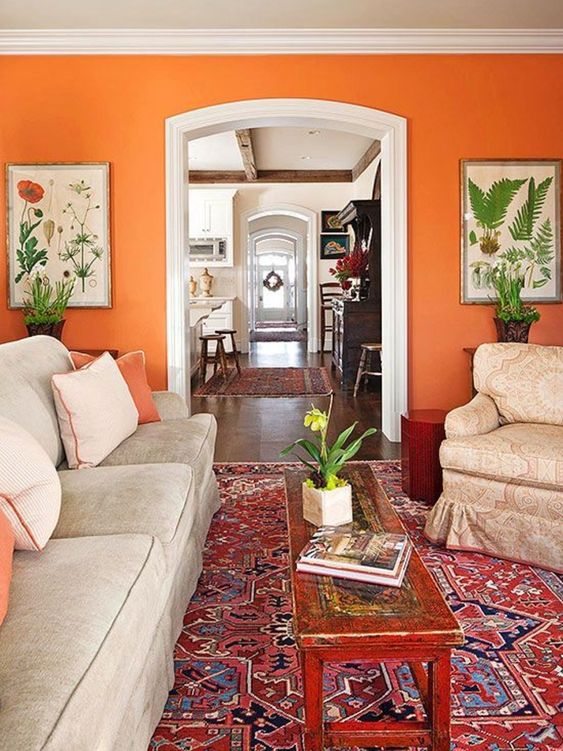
[461,159,561,304]
[320,234,349,260]
[6,162,112,308]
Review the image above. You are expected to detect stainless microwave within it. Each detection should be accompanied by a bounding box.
[189,237,227,262]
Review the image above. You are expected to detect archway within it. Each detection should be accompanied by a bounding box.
[165,98,407,441]
[247,227,306,337]
[242,205,316,351]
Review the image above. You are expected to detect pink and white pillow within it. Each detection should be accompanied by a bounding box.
[52,352,139,469]
[0,416,61,551]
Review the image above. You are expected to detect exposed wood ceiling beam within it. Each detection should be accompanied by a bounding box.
[351,140,381,182]
[189,170,353,184]
[235,128,258,181]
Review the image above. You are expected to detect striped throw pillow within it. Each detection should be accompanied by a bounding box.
[0,416,61,551]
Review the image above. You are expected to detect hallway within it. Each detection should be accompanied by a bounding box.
[192,341,401,462]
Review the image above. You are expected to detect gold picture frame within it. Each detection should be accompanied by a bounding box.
[6,162,112,309]
[460,159,561,304]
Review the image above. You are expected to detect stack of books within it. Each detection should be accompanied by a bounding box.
[296,525,412,588]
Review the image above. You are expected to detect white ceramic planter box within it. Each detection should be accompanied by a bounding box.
[302,482,353,527]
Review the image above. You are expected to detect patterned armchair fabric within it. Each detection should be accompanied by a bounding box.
[474,343,563,426]
[425,343,563,572]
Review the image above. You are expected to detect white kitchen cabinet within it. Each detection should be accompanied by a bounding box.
[188,189,237,268]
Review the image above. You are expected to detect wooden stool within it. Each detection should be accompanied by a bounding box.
[215,328,242,375]
[319,282,342,352]
[199,334,229,383]
[353,343,382,397]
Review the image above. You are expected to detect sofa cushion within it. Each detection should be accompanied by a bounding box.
[0,336,72,466]
[151,391,189,420]
[440,422,563,490]
[52,352,139,469]
[70,350,161,424]
[474,343,563,426]
[0,416,62,551]
[100,413,216,487]
[54,463,194,570]
[0,534,165,750]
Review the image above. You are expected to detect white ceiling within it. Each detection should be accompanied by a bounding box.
[187,127,374,172]
[1,0,562,29]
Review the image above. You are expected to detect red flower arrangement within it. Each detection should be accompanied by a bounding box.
[17,180,45,204]
[329,248,369,288]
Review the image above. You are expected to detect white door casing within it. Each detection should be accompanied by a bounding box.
[243,210,314,351]
[248,228,305,331]
[165,98,407,441]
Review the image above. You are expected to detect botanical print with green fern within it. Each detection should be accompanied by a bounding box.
[466,169,557,297]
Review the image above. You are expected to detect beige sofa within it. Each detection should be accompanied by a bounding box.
[0,336,220,750]
[425,342,563,572]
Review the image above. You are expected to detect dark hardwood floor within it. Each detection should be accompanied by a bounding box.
[192,341,400,462]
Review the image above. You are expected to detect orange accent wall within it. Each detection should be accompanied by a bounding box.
[1,55,562,409]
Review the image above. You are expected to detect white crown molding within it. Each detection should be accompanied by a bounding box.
[0,28,562,55]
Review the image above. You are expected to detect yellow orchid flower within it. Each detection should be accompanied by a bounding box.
[304,406,328,433]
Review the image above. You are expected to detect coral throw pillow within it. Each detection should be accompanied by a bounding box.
[52,352,139,469]
[0,416,61,551]
[70,351,161,425]
[0,509,15,624]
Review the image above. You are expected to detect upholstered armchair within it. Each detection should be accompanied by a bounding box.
[425,343,563,571]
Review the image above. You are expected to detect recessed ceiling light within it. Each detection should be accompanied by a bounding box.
[301,155,312,160]
[307,130,321,136]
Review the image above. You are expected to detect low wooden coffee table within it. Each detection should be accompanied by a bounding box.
[284,464,463,750]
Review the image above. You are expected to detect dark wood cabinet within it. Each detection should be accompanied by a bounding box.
[331,298,380,388]
[331,199,381,389]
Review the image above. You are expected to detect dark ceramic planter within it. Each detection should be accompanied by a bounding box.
[25,319,66,341]
[494,317,532,343]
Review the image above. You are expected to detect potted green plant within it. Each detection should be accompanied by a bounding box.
[490,256,540,343]
[22,274,75,340]
[281,396,376,526]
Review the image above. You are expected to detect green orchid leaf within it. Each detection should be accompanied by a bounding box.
[290,438,322,464]
[331,422,357,452]
[469,230,478,245]
[339,428,378,462]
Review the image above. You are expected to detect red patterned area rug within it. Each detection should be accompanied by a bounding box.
[150,462,562,751]
[193,368,332,398]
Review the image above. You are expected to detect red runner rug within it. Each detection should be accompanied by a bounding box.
[193,367,332,397]
[150,462,562,751]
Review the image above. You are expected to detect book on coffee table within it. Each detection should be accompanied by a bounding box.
[296,526,413,587]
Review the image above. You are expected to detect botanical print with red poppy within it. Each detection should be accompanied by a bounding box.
[6,163,111,308]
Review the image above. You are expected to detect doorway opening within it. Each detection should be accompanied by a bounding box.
[166,99,407,441]
[248,227,307,343]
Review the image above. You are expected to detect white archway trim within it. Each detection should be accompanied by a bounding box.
[165,98,407,441]
[241,204,317,352]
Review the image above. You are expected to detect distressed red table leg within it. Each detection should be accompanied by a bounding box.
[302,649,324,751]
[429,652,451,751]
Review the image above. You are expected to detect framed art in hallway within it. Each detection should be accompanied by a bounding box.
[6,162,112,308]
[320,233,349,260]
[460,159,561,304]
[321,210,345,233]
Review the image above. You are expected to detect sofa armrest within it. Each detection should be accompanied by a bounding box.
[445,393,500,439]
[152,391,189,420]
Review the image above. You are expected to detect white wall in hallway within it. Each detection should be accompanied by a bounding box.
[189,158,379,349]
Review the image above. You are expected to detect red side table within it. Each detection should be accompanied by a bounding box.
[401,410,447,504]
